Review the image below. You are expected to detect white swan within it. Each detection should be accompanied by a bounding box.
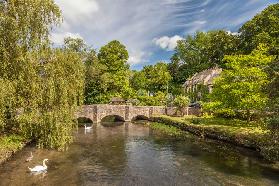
[28,159,48,172]
[84,124,92,130]
[25,152,33,162]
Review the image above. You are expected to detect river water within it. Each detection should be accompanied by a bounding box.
[0,122,278,186]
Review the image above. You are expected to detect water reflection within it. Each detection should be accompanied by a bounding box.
[0,122,278,186]
[101,121,125,127]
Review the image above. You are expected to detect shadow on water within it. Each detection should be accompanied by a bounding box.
[101,121,125,127]
[100,115,126,127]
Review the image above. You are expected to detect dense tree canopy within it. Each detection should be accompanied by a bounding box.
[239,3,279,55]
[130,70,148,94]
[84,40,132,104]
[98,40,129,72]
[129,62,172,106]
[169,30,239,84]
[142,62,172,94]
[206,45,274,121]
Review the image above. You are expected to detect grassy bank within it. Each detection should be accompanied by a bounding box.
[150,115,278,161]
[149,122,184,137]
[0,135,28,164]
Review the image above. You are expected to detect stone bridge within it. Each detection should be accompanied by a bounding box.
[76,104,200,123]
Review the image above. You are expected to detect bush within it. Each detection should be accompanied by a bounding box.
[137,92,167,106]
[191,118,201,124]
[267,116,279,130]
[173,95,190,116]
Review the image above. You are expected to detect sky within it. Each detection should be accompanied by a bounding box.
[51,0,278,70]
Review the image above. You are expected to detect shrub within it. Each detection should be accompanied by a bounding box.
[173,95,190,116]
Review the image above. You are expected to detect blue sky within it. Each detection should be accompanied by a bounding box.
[52,0,278,70]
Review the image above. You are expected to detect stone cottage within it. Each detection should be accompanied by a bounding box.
[183,67,222,101]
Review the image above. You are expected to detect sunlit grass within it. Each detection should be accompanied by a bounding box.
[155,115,269,136]
[149,122,183,137]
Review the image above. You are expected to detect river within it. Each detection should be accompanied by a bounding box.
[0,122,278,186]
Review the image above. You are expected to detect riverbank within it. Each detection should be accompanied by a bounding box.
[0,135,28,164]
[149,115,278,162]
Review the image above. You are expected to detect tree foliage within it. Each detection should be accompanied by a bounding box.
[130,70,148,92]
[0,0,85,150]
[142,62,172,94]
[206,45,274,121]
[17,49,85,150]
[84,40,132,104]
[170,30,239,84]
[239,3,279,55]
[130,62,172,106]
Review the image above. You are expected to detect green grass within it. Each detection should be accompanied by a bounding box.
[157,115,268,137]
[149,122,183,137]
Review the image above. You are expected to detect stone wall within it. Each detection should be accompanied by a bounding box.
[188,107,201,116]
[152,106,166,116]
[129,106,151,121]
[96,104,127,122]
[166,107,177,116]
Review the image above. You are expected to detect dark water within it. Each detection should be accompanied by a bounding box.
[0,122,278,186]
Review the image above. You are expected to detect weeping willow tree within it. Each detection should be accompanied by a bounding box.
[0,0,85,150]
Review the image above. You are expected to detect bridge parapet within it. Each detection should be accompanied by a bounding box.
[76,104,200,123]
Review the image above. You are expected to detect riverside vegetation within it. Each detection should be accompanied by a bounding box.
[0,1,278,163]
[150,116,272,158]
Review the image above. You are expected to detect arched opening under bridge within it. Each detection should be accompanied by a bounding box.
[77,117,93,127]
[131,115,149,121]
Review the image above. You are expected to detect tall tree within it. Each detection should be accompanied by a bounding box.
[0,0,85,150]
[98,40,129,72]
[239,3,279,55]
[167,54,186,95]
[84,49,110,104]
[97,40,131,100]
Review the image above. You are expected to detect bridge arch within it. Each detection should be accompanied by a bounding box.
[131,115,149,121]
[77,117,93,123]
[100,115,125,122]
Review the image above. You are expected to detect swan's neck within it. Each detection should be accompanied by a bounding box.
[43,160,47,168]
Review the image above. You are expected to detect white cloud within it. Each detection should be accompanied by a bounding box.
[53,0,183,66]
[153,35,183,51]
[52,0,275,68]
[128,53,144,65]
[128,51,151,65]
[51,32,84,45]
[55,0,99,24]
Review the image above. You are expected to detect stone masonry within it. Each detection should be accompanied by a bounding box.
[76,104,200,123]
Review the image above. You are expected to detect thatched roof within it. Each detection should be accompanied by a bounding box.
[183,67,222,88]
